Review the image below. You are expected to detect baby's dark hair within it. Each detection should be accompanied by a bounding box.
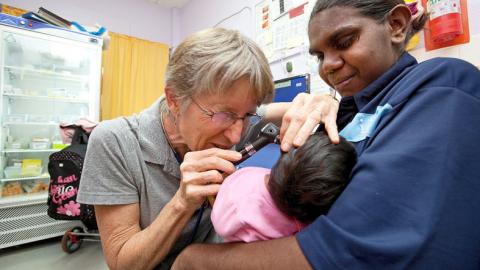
[268,133,357,223]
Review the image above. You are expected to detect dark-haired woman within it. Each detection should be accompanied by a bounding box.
[173,1,480,269]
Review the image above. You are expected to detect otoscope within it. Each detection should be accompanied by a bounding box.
[206,122,281,207]
[234,122,281,165]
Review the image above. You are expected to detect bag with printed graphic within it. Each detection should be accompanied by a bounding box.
[47,126,96,229]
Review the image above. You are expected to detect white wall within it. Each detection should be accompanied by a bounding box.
[175,0,295,80]
[175,0,257,46]
[1,0,173,44]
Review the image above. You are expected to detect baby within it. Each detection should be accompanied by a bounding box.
[211,133,357,242]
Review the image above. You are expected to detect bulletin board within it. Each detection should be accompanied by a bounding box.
[255,0,331,94]
[254,0,312,62]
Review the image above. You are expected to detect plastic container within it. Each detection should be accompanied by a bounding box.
[52,141,69,149]
[24,179,49,194]
[1,181,24,197]
[21,162,43,177]
[7,141,23,149]
[4,166,22,179]
[27,114,51,123]
[30,141,50,150]
[8,159,23,167]
[30,138,50,150]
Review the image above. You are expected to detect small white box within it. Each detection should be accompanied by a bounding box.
[6,115,26,123]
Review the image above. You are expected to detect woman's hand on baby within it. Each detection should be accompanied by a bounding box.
[280,93,340,151]
[174,148,242,211]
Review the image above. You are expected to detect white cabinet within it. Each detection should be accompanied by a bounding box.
[0,14,102,248]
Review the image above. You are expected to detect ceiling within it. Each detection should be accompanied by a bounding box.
[148,0,191,8]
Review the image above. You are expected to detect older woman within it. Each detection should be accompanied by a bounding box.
[77,27,339,270]
[172,1,480,269]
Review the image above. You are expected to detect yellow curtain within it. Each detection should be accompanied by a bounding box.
[101,32,169,120]
[0,4,27,16]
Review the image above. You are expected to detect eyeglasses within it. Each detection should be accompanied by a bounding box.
[190,98,262,128]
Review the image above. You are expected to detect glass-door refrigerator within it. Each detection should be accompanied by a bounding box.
[0,13,102,249]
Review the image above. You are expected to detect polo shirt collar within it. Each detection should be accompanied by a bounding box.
[136,97,181,178]
[336,53,417,130]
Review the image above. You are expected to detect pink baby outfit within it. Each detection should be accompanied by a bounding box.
[211,167,304,243]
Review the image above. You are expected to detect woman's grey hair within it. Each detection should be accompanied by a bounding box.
[309,0,427,47]
[165,28,274,108]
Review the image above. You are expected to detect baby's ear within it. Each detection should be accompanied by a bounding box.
[264,173,271,186]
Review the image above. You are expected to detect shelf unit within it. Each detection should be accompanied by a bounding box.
[0,14,101,249]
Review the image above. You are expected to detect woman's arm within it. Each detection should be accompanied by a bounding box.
[172,236,312,270]
[263,93,340,151]
[80,123,196,270]
[96,197,195,270]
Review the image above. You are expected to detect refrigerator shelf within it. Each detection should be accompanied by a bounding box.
[1,175,50,182]
[2,149,59,154]
[4,65,89,82]
[3,94,89,103]
[0,192,48,208]
[3,122,59,126]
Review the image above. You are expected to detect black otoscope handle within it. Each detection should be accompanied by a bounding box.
[234,122,280,165]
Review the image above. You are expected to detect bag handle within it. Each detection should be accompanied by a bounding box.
[71,126,89,145]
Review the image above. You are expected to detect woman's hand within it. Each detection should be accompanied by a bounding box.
[280,93,339,151]
[173,148,242,211]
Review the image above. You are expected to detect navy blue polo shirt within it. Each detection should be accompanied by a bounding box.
[297,53,480,269]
